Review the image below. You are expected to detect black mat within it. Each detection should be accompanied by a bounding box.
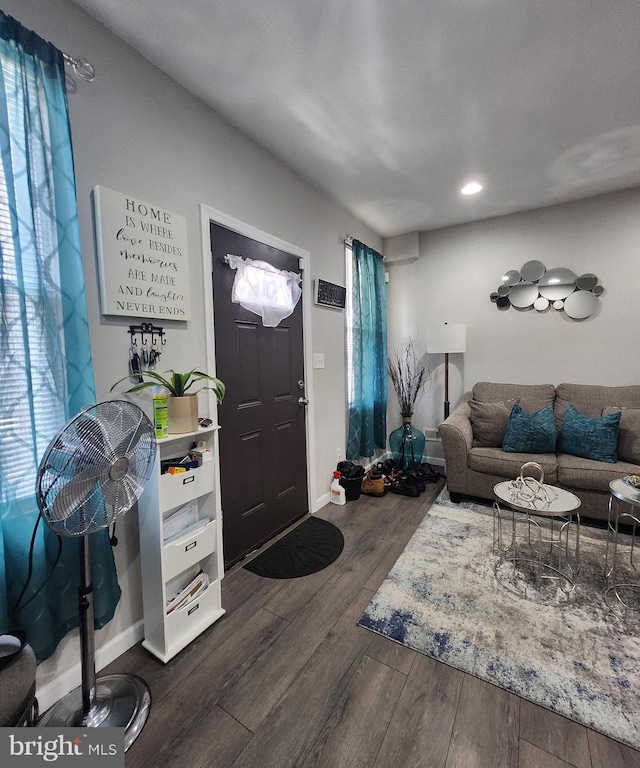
[244,516,344,579]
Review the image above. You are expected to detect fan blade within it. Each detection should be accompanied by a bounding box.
[113,416,150,459]
[102,472,143,515]
[50,467,106,523]
[46,434,84,476]
[76,415,116,462]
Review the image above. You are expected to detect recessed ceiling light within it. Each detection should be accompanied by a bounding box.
[460,181,483,195]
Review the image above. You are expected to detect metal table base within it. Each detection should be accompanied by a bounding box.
[605,481,640,622]
[493,483,581,605]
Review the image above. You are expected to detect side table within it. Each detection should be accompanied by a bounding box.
[605,478,640,621]
[494,480,581,604]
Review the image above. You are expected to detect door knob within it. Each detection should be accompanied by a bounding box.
[298,397,309,407]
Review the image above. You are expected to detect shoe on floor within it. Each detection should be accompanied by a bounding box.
[389,477,420,497]
[361,468,386,497]
[413,464,441,483]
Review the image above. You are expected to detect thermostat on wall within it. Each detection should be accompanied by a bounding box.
[314,279,346,309]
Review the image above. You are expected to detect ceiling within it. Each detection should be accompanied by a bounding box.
[71,0,640,238]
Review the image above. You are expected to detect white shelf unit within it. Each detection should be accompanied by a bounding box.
[138,424,225,662]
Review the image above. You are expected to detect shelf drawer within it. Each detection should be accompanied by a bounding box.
[160,464,214,511]
[164,581,222,655]
[162,521,216,582]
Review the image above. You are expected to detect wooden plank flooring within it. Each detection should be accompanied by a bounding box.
[104,481,640,768]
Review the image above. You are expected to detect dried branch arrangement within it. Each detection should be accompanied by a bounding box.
[388,342,430,417]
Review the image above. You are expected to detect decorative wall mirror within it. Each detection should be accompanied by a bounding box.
[490,261,603,319]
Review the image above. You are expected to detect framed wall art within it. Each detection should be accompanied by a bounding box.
[93,186,191,320]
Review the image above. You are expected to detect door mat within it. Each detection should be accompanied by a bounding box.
[244,516,344,579]
[358,488,640,751]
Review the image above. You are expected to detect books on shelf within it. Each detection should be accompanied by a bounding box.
[166,570,209,615]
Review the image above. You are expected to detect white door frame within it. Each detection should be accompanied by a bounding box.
[199,204,318,514]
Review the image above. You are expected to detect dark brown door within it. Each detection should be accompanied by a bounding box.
[210,222,308,567]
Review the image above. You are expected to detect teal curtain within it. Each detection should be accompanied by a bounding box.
[0,12,121,662]
[347,239,387,459]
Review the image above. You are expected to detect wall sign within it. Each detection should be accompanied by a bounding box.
[93,186,191,320]
[314,278,346,309]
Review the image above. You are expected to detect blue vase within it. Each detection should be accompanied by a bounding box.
[389,417,426,469]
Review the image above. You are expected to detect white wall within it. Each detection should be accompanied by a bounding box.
[6,0,381,709]
[385,188,640,447]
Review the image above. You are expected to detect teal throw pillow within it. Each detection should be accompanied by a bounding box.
[502,403,556,454]
[558,404,621,463]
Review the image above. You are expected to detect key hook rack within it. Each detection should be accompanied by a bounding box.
[128,323,166,347]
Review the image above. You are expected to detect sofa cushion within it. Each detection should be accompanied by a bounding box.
[554,383,640,431]
[602,407,640,465]
[468,447,558,482]
[503,404,556,454]
[557,405,620,463]
[469,399,518,447]
[472,382,555,413]
[557,453,640,493]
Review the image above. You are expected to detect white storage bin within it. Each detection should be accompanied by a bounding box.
[162,520,216,582]
[160,464,214,511]
[164,582,224,658]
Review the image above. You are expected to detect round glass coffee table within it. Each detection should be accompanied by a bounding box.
[605,478,640,621]
[493,480,581,604]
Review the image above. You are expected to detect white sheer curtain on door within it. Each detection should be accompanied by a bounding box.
[226,254,301,327]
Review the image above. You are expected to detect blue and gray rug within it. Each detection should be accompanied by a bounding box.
[358,489,640,750]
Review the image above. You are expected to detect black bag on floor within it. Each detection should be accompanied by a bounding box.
[336,461,365,479]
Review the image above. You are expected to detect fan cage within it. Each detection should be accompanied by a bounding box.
[36,401,156,536]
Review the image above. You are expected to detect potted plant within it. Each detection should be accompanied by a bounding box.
[111,369,225,434]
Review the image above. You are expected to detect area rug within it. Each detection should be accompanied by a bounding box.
[358,489,640,750]
[244,516,344,579]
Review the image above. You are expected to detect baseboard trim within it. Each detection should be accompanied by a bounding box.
[315,492,330,510]
[35,620,145,714]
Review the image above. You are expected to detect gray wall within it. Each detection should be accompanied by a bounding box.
[385,188,640,448]
[6,0,381,707]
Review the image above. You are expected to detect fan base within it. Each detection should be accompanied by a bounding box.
[38,674,151,752]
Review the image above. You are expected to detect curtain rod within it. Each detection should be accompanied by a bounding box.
[223,253,301,280]
[343,235,387,261]
[62,52,95,82]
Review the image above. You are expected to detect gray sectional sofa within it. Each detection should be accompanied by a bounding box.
[439,382,640,521]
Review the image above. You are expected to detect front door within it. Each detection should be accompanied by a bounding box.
[210,222,308,567]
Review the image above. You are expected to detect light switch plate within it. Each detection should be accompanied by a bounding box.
[313,353,325,369]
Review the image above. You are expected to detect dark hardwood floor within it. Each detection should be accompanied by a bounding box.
[106,482,640,768]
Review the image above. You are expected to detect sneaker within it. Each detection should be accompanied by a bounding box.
[381,459,400,478]
[412,464,441,483]
[404,471,426,492]
[389,476,420,497]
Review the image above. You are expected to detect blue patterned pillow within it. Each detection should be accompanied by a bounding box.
[558,405,621,463]
[502,403,556,454]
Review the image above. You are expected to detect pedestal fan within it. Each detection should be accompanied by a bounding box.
[35,400,156,751]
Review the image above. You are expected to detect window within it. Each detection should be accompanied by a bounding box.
[345,239,387,459]
[0,12,120,663]
[0,54,66,503]
[345,242,355,405]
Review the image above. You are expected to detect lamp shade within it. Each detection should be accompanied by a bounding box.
[426,323,466,354]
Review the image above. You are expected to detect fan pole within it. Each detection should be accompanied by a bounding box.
[79,536,97,719]
[35,400,154,749]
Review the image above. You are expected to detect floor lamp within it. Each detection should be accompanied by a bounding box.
[426,323,466,420]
